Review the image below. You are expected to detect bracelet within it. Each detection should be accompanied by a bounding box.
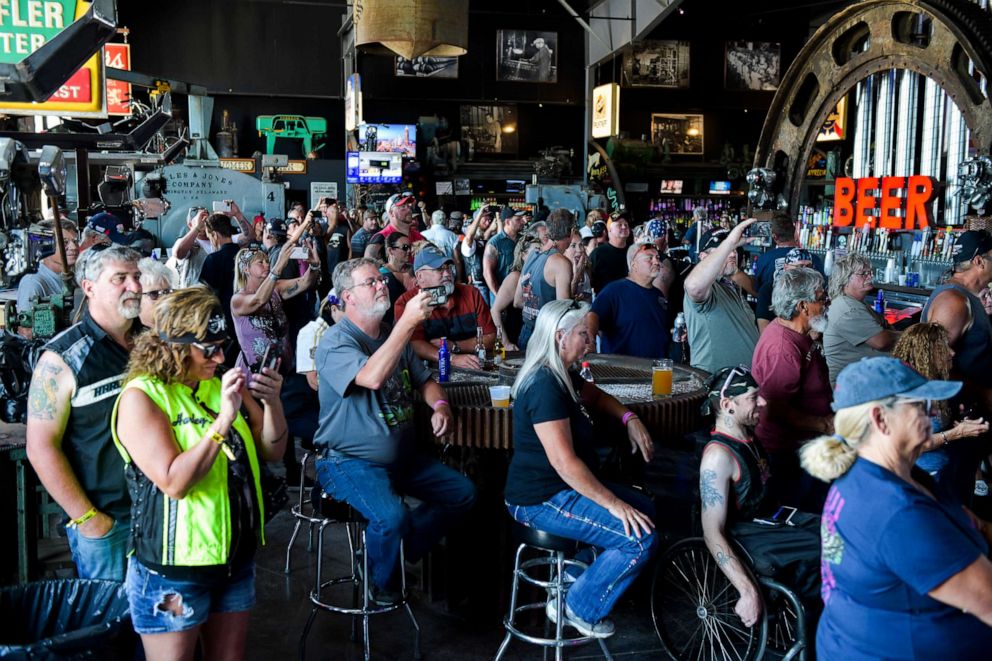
[622,411,639,426]
[433,399,449,411]
[66,507,97,529]
[941,431,949,446]
[267,272,278,282]
[210,430,226,445]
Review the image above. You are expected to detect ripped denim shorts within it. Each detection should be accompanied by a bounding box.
[124,557,256,634]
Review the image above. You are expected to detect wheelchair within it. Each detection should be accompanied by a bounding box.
[651,536,810,661]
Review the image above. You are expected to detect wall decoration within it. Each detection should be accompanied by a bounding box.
[651,113,704,155]
[725,41,781,91]
[461,105,518,154]
[817,96,848,142]
[496,30,558,83]
[622,40,690,88]
[395,56,459,79]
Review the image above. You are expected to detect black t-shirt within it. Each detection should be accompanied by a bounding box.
[505,367,599,505]
[589,243,628,293]
[756,279,775,322]
[324,225,350,273]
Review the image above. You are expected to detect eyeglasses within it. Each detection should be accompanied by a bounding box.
[897,397,933,415]
[192,342,225,360]
[718,366,752,400]
[390,244,412,252]
[350,276,390,290]
[853,270,873,278]
[142,288,173,301]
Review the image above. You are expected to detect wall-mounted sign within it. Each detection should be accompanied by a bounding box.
[310,181,338,208]
[277,160,308,175]
[105,42,130,116]
[817,97,848,142]
[220,158,256,174]
[345,73,363,132]
[0,1,108,117]
[833,176,938,229]
[806,149,827,179]
[591,82,619,139]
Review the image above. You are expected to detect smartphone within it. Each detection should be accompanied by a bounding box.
[311,209,323,220]
[212,200,232,214]
[289,246,309,260]
[255,344,280,374]
[754,505,797,527]
[745,220,772,241]
[424,285,449,307]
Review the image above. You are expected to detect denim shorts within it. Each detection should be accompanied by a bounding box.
[125,557,256,634]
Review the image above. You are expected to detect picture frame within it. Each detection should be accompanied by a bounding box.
[622,40,690,88]
[496,30,558,83]
[725,41,781,91]
[461,105,519,154]
[395,56,459,79]
[651,113,704,155]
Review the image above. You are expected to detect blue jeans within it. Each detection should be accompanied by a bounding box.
[315,453,476,590]
[66,517,130,581]
[507,483,658,624]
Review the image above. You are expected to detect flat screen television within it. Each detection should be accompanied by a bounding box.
[507,179,526,194]
[359,124,417,158]
[660,180,684,194]
[346,151,404,184]
[709,180,732,195]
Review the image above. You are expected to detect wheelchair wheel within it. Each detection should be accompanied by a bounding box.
[760,577,808,660]
[652,538,766,661]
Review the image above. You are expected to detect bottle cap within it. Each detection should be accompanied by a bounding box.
[581,361,591,368]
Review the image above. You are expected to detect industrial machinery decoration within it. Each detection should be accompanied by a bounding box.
[533,147,574,178]
[958,155,992,214]
[752,0,992,219]
[354,0,468,60]
[746,167,786,211]
[256,115,327,156]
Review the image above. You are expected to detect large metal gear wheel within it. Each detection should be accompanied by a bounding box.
[754,0,992,218]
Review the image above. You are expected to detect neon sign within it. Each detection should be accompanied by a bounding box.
[833,176,939,229]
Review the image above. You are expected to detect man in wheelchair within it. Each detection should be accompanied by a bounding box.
[699,366,822,627]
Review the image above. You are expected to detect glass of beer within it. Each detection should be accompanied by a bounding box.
[489,385,511,408]
[652,359,673,398]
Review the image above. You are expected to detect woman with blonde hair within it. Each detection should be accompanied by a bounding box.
[801,357,992,659]
[112,287,288,661]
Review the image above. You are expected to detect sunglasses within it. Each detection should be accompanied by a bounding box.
[192,341,226,360]
[390,244,412,252]
[718,366,752,399]
[142,288,173,301]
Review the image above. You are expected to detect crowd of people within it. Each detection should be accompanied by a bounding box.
[19,195,992,658]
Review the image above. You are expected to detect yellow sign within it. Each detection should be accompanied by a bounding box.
[817,97,847,142]
[219,158,256,174]
[0,1,108,117]
[591,83,619,139]
[277,160,307,175]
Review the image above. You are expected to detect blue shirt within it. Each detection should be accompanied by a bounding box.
[754,247,825,291]
[591,279,670,359]
[817,458,992,660]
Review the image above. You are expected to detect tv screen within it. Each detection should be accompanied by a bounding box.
[359,124,417,158]
[507,179,526,194]
[346,151,404,184]
[660,180,683,194]
[709,180,732,195]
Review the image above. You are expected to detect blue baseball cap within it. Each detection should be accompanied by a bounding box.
[414,245,454,271]
[86,212,128,244]
[832,357,962,411]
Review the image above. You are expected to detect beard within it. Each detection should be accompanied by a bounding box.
[809,312,828,334]
[442,280,455,296]
[358,297,391,320]
[118,293,141,320]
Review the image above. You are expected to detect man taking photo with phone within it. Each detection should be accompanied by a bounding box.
[393,245,496,368]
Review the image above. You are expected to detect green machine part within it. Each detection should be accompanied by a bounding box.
[256,115,328,156]
[15,292,74,339]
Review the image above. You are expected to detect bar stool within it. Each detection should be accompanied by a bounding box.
[284,452,321,574]
[494,520,612,661]
[298,485,422,661]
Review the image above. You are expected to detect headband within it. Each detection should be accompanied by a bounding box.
[159,306,229,344]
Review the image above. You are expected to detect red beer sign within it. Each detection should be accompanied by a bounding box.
[833,175,939,229]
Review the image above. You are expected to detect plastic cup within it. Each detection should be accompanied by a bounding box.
[652,359,673,397]
[489,385,511,408]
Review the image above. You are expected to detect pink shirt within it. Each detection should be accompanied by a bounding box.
[752,320,832,452]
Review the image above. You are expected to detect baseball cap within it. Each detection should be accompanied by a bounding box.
[832,357,961,411]
[385,192,416,214]
[264,218,289,237]
[607,211,631,229]
[784,247,814,265]
[951,230,992,263]
[514,209,531,218]
[86,212,128,244]
[414,245,454,271]
[449,210,464,221]
[591,220,606,238]
[579,226,594,240]
[699,228,731,253]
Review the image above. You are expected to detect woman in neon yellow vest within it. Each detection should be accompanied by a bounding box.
[113,286,288,661]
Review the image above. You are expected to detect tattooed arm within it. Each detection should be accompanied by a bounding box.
[699,443,762,627]
[25,352,113,537]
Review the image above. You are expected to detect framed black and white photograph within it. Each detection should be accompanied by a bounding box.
[725,41,781,91]
[651,113,704,155]
[496,30,557,83]
[622,40,690,88]
[395,56,459,79]
[460,105,518,154]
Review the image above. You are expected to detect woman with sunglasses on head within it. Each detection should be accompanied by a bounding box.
[112,287,287,661]
[138,256,178,329]
[802,357,992,660]
[379,232,416,325]
[504,299,658,639]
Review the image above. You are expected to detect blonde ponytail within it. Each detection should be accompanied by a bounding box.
[800,398,897,482]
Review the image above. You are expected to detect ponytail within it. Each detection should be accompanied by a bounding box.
[800,398,897,482]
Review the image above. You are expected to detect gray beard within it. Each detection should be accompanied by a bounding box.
[810,313,828,334]
[359,299,390,320]
[118,298,141,320]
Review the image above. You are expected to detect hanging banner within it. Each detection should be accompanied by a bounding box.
[105,42,130,115]
[0,1,108,117]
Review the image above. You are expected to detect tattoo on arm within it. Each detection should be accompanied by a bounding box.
[284,284,299,297]
[715,545,732,567]
[28,362,63,421]
[700,469,725,510]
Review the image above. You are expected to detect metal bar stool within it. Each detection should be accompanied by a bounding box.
[298,484,422,661]
[494,519,612,661]
[285,452,322,574]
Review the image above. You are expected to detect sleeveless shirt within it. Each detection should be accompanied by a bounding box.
[922,283,992,386]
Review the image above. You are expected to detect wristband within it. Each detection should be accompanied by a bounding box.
[66,507,97,529]
[941,431,949,446]
[433,399,449,411]
[267,272,279,283]
[210,429,237,461]
[622,411,638,426]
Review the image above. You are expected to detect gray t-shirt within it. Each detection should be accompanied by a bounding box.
[823,294,886,385]
[684,279,759,374]
[313,316,431,465]
[17,262,63,311]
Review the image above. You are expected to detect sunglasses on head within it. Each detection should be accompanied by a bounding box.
[718,366,752,399]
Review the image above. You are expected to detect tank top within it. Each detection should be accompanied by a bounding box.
[705,431,773,522]
[521,248,559,324]
[922,283,992,386]
[233,290,293,373]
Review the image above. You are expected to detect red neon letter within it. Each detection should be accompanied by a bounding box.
[833,177,856,227]
[855,177,880,228]
[879,176,905,229]
[905,176,938,228]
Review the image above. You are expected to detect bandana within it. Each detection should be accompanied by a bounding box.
[159,306,229,344]
[701,366,759,415]
[238,248,263,273]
